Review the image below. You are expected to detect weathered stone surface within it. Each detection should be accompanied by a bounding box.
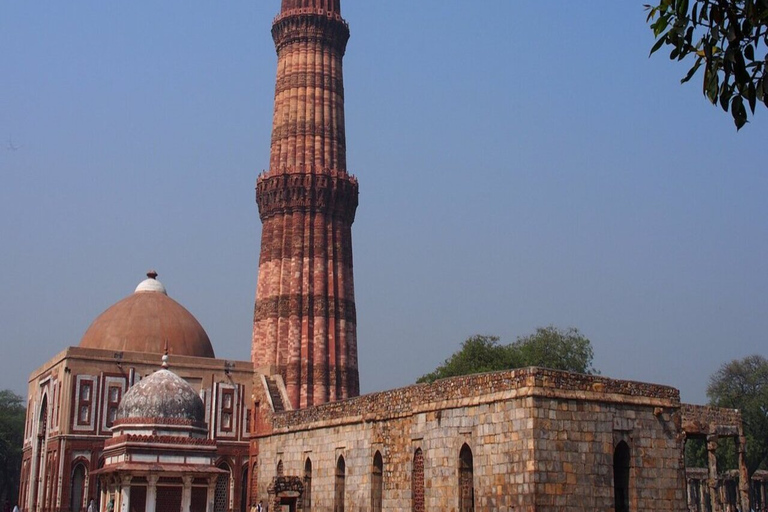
[116,369,205,423]
[253,368,690,512]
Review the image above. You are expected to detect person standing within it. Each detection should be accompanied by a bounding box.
[87,498,96,512]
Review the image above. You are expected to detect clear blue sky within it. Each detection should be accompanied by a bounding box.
[1,2,766,405]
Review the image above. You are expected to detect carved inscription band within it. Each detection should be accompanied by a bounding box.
[254,294,356,322]
[256,172,358,221]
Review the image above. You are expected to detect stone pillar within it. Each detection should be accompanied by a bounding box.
[182,475,193,512]
[207,476,217,512]
[119,475,132,512]
[761,480,766,509]
[708,435,721,512]
[737,435,750,512]
[145,474,159,512]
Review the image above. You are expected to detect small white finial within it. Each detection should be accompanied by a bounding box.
[162,341,169,369]
[135,270,167,295]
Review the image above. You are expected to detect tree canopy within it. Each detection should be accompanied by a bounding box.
[706,354,768,474]
[0,390,25,505]
[645,0,768,129]
[417,326,598,384]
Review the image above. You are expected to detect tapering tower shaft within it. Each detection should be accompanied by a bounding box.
[252,0,359,410]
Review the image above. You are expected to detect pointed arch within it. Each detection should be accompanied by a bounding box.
[459,444,474,512]
[614,441,631,512]
[372,451,383,512]
[335,455,345,512]
[215,462,232,512]
[276,459,284,477]
[70,462,87,512]
[303,458,313,512]
[412,448,424,512]
[241,464,249,512]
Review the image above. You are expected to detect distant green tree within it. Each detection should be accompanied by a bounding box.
[0,390,25,505]
[417,327,598,384]
[417,335,519,384]
[706,355,768,475]
[645,0,768,129]
[513,326,598,376]
[685,437,708,467]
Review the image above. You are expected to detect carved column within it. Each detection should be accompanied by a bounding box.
[145,474,159,512]
[181,475,194,512]
[207,476,217,512]
[708,435,721,512]
[119,475,132,512]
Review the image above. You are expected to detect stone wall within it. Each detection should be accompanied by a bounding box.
[254,368,689,512]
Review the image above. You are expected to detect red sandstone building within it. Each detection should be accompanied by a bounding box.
[19,273,253,512]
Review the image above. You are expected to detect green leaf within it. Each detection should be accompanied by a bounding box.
[650,35,668,56]
[732,96,747,129]
[681,58,704,83]
[745,44,755,62]
[748,82,757,113]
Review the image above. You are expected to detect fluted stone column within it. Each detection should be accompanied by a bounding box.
[252,0,359,410]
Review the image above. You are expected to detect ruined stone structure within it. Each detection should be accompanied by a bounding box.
[251,0,359,411]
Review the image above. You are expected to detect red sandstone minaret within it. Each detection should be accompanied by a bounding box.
[252,0,359,409]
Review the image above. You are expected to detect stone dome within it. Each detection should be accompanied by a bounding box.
[79,271,215,358]
[116,368,205,423]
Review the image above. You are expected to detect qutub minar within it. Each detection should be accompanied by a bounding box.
[252,0,359,410]
[16,1,763,512]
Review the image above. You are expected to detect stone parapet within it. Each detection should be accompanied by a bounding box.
[272,12,349,55]
[265,367,681,432]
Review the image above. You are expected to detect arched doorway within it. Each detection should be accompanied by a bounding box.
[70,463,86,511]
[459,444,474,512]
[241,465,248,512]
[303,458,312,512]
[215,463,231,512]
[372,451,383,512]
[614,441,631,512]
[335,455,345,512]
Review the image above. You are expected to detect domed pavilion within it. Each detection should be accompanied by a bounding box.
[93,355,226,512]
[18,272,255,512]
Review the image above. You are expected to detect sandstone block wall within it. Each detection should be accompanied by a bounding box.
[254,368,689,512]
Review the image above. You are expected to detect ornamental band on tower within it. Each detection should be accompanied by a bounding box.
[252,0,359,410]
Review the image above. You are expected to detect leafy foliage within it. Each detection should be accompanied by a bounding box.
[645,0,768,129]
[0,390,25,504]
[417,327,598,384]
[706,355,768,474]
[513,326,598,376]
[417,335,519,384]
